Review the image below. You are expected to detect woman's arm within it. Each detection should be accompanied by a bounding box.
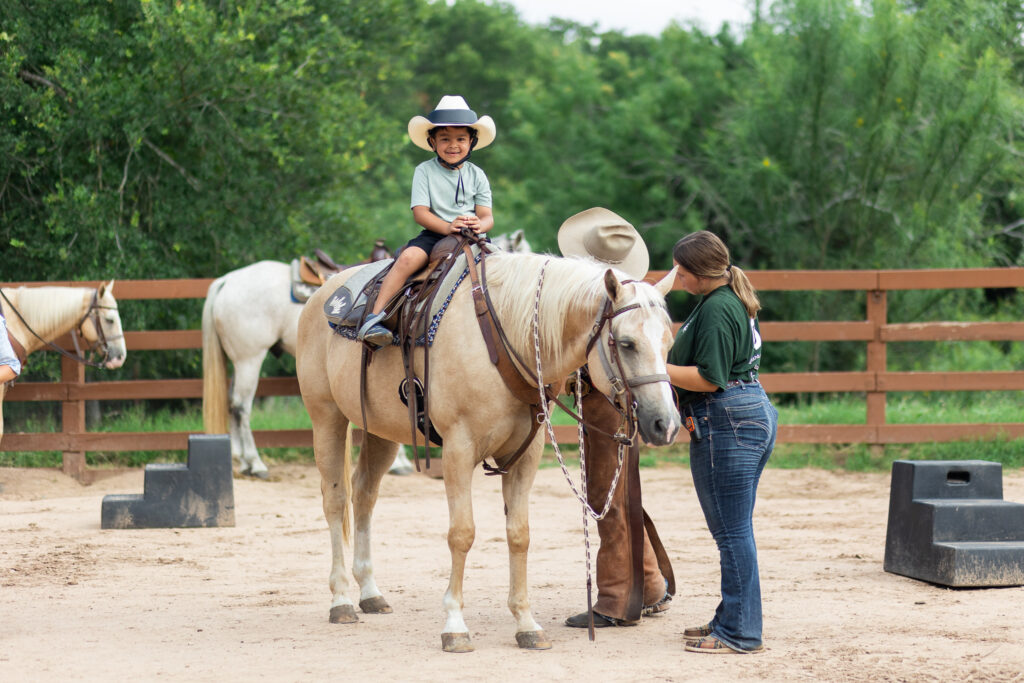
[0,365,16,383]
[666,363,719,393]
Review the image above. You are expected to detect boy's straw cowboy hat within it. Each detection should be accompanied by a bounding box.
[408,95,496,151]
[557,207,650,280]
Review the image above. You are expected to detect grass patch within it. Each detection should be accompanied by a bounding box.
[777,391,1024,425]
[4,393,1024,473]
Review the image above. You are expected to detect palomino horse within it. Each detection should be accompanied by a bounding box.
[295,251,680,652]
[202,233,532,478]
[0,281,127,444]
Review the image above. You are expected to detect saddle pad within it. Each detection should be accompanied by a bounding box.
[290,259,319,303]
[323,259,393,327]
[425,244,479,324]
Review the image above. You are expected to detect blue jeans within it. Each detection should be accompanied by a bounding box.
[688,381,777,652]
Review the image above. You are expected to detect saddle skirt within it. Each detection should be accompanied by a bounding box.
[322,259,393,327]
[323,245,481,347]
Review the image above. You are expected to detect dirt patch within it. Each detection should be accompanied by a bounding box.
[2,462,1023,682]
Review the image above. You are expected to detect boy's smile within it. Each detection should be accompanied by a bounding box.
[431,127,473,167]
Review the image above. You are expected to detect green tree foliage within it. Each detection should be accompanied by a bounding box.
[1,0,420,280]
[703,0,1024,272]
[2,0,1023,386]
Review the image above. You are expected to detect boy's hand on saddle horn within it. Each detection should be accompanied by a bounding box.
[450,215,480,234]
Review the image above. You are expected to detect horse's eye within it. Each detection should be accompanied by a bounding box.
[618,339,636,351]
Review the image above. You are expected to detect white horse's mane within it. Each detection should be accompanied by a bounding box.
[483,252,668,369]
[4,287,89,339]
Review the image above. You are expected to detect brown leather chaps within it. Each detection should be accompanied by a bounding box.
[582,388,675,622]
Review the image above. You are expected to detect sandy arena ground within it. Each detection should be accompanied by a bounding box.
[2,460,1023,682]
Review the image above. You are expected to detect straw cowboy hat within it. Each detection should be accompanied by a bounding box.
[557,207,650,280]
[408,95,496,151]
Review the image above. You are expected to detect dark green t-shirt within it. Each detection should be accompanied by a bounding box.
[667,285,762,406]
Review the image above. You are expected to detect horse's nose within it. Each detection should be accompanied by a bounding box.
[639,411,678,447]
[654,416,681,445]
[664,417,680,444]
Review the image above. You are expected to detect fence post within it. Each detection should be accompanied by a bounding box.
[61,354,87,480]
[866,289,887,444]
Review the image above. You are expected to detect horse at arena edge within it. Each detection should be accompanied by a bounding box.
[1,281,126,445]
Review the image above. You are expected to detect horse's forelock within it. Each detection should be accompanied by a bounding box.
[623,278,669,309]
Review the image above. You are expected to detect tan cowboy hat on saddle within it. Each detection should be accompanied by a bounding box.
[557,207,650,280]
[408,95,497,151]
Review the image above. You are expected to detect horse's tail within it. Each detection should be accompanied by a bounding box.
[342,422,353,543]
[202,278,230,435]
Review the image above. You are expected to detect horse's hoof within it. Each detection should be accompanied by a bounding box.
[441,632,474,653]
[359,596,393,614]
[247,469,270,480]
[329,605,359,624]
[516,630,552,650]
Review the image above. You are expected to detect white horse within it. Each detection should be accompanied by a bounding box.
[296,251,680,652]
[1,281,127,444]
[201,233,532,478]
[489,228,530,254]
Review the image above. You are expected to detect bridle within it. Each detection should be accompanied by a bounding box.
[0,287,122,368]
[585,295,672,418]
[70,289,124,366]
[530,259,673,492]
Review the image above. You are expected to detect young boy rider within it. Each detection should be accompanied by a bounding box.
[357,96,495,346]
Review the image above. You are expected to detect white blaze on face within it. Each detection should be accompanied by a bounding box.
[640,314,677,414]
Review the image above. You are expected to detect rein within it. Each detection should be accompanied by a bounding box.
[0,288,120,369]
[529,260,673,640]
[459,233,554,476]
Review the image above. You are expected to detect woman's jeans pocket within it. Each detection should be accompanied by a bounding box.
[724,402,773,450]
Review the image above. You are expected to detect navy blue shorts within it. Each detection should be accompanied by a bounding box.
[404,230,446,255]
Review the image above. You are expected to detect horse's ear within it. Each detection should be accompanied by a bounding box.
[653,267,676,296]
[100,279,115,296]
[603,269,622,301]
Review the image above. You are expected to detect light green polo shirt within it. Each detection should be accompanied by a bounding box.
[410,158,492,223]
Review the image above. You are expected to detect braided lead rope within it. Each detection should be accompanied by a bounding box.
[531,259,625,522]
[575,372,595,622]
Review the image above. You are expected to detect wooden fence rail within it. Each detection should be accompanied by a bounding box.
[3,268,1023,479]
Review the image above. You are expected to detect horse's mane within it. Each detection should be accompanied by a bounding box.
[4,287,89,339]
[483,252,668,370]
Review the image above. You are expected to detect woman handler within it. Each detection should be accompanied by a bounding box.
[666,230,777,654]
